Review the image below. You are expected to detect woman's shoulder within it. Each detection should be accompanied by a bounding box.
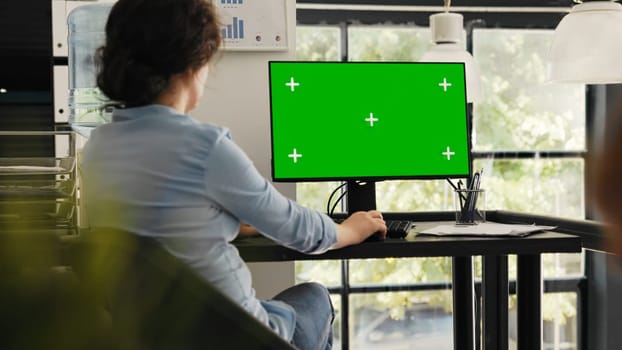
[144,106,231,145]
[166,117,236,161]
[188,120,231,146]
[193,120,230,136]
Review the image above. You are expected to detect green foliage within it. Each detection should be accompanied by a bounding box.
[542,293,577,324]
[348,27,431,62]
[473,29,585,152]
[474,158,584,218]
[376,180,454,212]
[296,26,340,61]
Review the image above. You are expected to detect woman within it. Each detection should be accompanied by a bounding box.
[80,0,387,349]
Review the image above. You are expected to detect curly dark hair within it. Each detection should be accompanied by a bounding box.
[96,0,221,107]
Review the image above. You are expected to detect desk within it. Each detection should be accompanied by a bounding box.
[234,213,582,350]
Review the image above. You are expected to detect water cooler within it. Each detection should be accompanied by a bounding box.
[66,2,113,136]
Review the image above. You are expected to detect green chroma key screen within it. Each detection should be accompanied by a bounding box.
[269,61,471,181]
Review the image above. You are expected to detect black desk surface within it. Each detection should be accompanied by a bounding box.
[234,221,582,262]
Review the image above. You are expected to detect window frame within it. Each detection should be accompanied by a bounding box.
[295,4,592,350]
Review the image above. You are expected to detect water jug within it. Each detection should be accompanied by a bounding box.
[67,3,114,131]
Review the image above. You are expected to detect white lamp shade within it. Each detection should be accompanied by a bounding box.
[549,1,622,84]
[420,44,482,103]
[430,12,464,44]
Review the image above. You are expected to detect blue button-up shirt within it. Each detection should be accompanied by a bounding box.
[80,104,337,340]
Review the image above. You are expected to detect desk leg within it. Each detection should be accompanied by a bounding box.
[341,260,350,350]
[517,254,542,350]
[482,255,508,350]
[452,256,474,350]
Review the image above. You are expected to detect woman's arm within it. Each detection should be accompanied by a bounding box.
[204,134,384,253]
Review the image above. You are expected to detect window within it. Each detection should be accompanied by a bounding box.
[473,28,585,349]
[472,28,585,220]
[295,14,585,350]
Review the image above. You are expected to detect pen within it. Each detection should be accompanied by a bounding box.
[466,171,481,222]
[469,170,483,221]
[457,180,465,216]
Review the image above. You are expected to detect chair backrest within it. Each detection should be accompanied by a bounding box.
[69,228,297,350]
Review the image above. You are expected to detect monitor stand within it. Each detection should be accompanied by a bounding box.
[346,181,376,216]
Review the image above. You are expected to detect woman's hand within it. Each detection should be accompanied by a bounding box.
[238,222,260,238]
[333,210,387,249]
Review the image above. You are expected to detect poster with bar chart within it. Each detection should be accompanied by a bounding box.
[214,0,288,51]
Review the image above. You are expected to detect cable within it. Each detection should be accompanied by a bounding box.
[447,178,467,202]
[330,190,347,217]
[326,182,348,215]
[330,190,348,217]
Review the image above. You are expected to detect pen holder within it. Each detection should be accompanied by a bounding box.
[454,189,486,225]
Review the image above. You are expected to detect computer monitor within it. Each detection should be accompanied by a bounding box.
[268,61,471,214]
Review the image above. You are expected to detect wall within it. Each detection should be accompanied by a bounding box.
[191,0,297,299]
[0,0,54,155]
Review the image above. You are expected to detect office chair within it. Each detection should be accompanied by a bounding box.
[67,228,298,350]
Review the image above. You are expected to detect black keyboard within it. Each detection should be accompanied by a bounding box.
[385,220,415,238]
[332,218,415,241]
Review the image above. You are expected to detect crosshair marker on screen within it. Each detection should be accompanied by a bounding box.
[288,148,302,163]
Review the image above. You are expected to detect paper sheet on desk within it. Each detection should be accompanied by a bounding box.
[420,222,557,237]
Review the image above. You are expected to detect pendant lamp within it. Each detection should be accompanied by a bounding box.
[549,1,622,84]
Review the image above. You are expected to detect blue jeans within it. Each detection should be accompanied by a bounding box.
[272,282,334,350]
